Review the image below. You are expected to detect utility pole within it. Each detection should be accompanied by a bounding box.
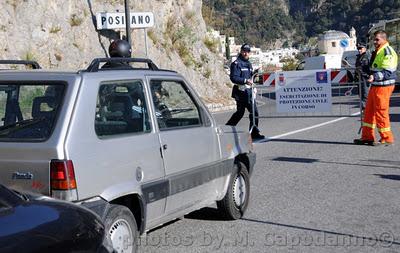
[124,0,131,45]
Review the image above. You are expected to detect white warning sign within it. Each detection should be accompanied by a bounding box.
[275,70,332,113]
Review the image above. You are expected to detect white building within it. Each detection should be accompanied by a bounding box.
[230,46,264,69]
[228,37,242,58]
[260,48,299,67]
[207,29,226,58]
[206,30,300,69]
[318,28,357,54]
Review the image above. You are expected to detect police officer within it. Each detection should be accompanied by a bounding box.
[355,41,370,109]
[102,39,133,70]
[226,44,264,140]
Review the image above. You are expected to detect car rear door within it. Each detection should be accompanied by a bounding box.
[146,76,220,214]
[64,76,167,222]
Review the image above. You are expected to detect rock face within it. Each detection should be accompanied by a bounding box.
[0,0,235,111]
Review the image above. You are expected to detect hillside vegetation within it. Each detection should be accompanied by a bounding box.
[203,0,400,48]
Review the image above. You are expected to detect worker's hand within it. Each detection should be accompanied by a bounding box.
[246,79,254,86]
[367,75,374,83]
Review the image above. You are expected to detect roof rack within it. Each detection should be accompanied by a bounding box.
[84,58,160,72]
[0,60,41,69]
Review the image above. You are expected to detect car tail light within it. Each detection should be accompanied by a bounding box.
[323,62,326,69]
[50,160,78,201]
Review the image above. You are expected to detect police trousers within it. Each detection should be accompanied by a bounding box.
[226,99,259,133]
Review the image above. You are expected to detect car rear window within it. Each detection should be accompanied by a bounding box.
[0,82,65,142]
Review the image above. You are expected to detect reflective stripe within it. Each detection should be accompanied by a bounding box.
[241,68,250,71]
[237,84,252,91]
[362,122,376,128]
[376,72,384,80]
[384,47,391,56]
[371,67,397,72]
[378,127,391,133]
[372,79,396,86]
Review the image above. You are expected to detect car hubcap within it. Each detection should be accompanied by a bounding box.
[233,173,246,207]
[109,219,133,253]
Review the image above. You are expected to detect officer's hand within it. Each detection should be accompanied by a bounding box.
[246,79,254,85]
[367,75,374,83]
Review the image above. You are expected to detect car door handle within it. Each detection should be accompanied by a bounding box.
[162,144,168,150]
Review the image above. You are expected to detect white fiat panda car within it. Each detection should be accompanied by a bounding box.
[0,58,256,253]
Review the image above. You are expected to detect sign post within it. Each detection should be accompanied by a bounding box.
[124,0,131,46]
[144,29,148,57]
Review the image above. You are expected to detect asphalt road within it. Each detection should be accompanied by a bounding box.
[138,93,400,253]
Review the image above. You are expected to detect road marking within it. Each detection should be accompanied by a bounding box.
[259,112,361,142]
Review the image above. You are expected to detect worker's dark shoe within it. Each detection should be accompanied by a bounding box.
[251,132,265,140]
[375,140,394,146]
[353,138,376,146]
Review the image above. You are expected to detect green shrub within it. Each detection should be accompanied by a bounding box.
[281,57,298,71]
[194,60,203,69]
[225,82,233,88]
[23,51,36,62]
[70,14,83,27]
[185,10,196,22]
[176,42,195,67]
[147,29,158,44]
[72,42,80,49]
[203,36,218,53]
[164,18,175,41]
[164,16,197,66]
[50,26,61,33]
[203,68,212,78]
[200,54,209,63]
[54,53,62,61]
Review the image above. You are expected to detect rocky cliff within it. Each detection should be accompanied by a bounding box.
[0,0,234,111]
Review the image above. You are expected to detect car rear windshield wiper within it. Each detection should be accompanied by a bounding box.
[0,118,46,135]
[169,108,194,114]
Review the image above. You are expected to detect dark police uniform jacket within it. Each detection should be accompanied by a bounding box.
[355,52,370,80]
[230,54,253,102]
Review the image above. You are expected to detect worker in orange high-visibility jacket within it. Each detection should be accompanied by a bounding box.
[354,30,398,146]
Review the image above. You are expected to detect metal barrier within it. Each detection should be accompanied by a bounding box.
[249,68,364,134]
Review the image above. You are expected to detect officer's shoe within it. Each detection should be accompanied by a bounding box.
[353,138,376,146]
[375,140,394,146]
[251,132,265,140]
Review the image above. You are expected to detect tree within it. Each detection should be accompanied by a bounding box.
[281,57,298,71]
[225,35,230,60]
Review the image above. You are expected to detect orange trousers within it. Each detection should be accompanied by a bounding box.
[361,85,395,142]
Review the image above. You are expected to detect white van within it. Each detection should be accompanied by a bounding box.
[297,54,342,70]
[341,50,359,67]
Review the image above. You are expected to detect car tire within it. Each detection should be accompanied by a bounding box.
[217,162,250,220]
[104,204,138,253]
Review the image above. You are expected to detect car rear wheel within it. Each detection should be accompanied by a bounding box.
[104,204,138,253]
[217,162,250,220]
